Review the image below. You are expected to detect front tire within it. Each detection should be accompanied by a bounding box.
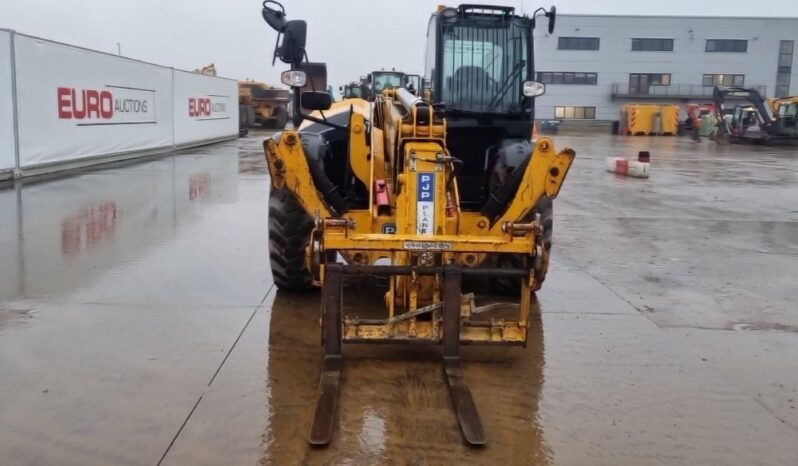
[246,106,256,127]
[268,189,314,291]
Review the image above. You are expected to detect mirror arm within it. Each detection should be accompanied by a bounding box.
[290,43,306,68]
[291,87,346,130]
[271,34,281,66]
[530,6,555,33]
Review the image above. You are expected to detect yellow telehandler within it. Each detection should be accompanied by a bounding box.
[261,1,572,446]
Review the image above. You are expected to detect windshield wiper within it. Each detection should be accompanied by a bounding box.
[488,60,525,110]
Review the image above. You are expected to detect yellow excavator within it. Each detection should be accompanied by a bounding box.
[261,1,571,445]
[769,96,798,125]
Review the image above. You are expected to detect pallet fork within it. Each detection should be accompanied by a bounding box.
[309,264,533,446]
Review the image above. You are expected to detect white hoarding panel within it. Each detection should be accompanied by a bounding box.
[0,30,16,172]
[14,35,174,167]
[173,70,238,145]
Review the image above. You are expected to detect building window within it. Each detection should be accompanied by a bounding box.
[776,40,794,97]
[632,38,674,52]
[706,39,748,52]
[558,37,600,51]
[703,74,745,87]
[554,106,596,119]
[537,72,598,85]
[647,74,671,86]
[628,73,670,95]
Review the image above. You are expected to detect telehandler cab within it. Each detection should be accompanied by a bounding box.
[261,0,573,446]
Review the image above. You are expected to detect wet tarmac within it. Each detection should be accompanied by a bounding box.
[0,131,797,465]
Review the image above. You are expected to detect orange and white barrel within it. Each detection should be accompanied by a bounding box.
[605,157,650,178]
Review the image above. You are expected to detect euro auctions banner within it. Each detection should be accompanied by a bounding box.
[56,85,156,124]
[0,30,16,172]
[173,70,238,145]
[14,34,174,167]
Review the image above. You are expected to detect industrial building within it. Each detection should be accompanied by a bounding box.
[533,14,798,122]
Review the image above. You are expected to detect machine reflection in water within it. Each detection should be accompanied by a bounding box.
[263,285,549,465]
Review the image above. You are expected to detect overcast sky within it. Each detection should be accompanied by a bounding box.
[2,0,797,89]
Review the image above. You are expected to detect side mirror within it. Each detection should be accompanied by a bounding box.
[301,91,332,111]
[276,20,307,65]
[262,1,287,32]
[546,6,556,34]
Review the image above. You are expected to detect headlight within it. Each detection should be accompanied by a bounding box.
[523,81,546,97]
[281,70,307,88]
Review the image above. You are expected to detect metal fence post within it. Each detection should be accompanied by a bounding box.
[171,67,177,152]
[9,29,21,177]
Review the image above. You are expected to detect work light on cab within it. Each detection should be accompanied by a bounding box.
[281,70,306,87]
[523,81,546,97]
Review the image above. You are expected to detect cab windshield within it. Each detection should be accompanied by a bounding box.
[345,86,363,98]
[406,75,422,93]
[777,103,797,118]
[372,73,404,94]
[440,19,531,113]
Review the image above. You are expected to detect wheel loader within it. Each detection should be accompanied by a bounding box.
[358,69,414,100]
[339,81,367,100]
[261,1,572,446]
